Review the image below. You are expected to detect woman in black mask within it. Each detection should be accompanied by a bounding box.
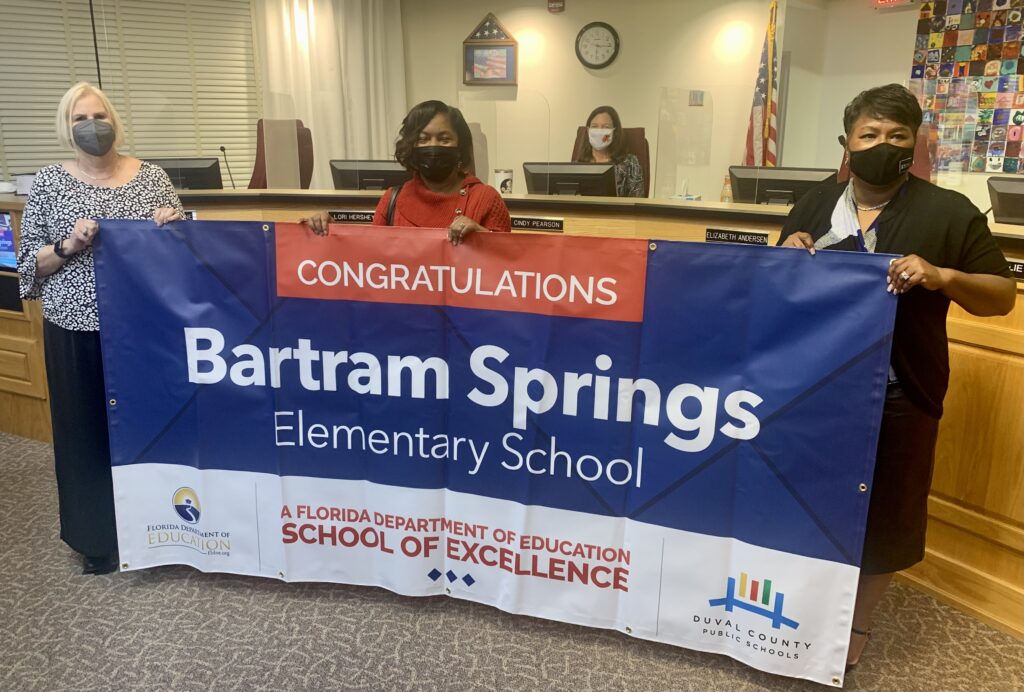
[304,100,510,242]
[778,83,1015,667]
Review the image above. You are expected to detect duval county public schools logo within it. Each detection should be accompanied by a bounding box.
[172,487,202,523]
[708,571,799,630]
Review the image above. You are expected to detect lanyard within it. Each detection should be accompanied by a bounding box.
[853,207,881,253]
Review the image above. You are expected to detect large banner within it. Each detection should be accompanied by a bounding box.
[94,221,896,687]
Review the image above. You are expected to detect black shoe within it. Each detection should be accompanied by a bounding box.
[82,554,119,575]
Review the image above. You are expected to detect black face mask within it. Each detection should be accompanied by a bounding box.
[413,145,460,182]
[848,142,914,186]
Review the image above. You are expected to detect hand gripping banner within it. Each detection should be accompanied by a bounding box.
[94,221,897,687]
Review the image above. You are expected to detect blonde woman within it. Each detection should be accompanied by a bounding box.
[16,82,184,575]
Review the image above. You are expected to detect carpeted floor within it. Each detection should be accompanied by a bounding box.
[2,430,1022,691]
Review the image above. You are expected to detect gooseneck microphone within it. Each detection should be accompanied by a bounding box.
[219,145,237,189]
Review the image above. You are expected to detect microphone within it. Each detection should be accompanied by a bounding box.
[219,145,237,189]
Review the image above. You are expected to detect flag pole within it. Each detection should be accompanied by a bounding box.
[763,0,777,166]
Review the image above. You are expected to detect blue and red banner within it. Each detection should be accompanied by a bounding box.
[94,221,896,686]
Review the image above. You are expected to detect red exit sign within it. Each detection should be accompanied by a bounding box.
[875,0,916,7]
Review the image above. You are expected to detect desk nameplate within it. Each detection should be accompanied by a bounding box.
[511,216,565,232]
[705,228,769,246]
[329,210,375,224]
[1008,257,1023,281]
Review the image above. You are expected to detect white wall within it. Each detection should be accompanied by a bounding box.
[782,0,920,169]
[782,0,993,208]
[778,0,829,168]
[401,0,995,208]
[401,0,768,200]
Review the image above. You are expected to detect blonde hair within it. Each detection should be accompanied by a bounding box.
[55,82,125,151]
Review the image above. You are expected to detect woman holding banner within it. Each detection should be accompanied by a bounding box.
[778,83,1015,666]
[303,100,511,242]
[16,82,184,575]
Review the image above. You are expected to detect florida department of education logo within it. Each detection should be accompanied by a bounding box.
[709,571,799,630]
[172,487,202,524]
[143,487,229,557]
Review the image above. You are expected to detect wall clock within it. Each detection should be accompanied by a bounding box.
[575,22,620,69]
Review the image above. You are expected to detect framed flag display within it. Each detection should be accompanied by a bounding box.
[463,13,517,86]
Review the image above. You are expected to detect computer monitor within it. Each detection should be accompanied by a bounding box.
[0,213,16,272]
[729,166,837,205]
[330,160,412,190]
[987,176,1024,224]
[522,162,617,196]
[146,157,223,190]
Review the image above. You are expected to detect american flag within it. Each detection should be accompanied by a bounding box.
[744,0,779,166]
[472,14,509,40]
[474,49,508,79]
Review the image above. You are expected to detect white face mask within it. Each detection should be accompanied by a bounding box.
[588,127,614,151]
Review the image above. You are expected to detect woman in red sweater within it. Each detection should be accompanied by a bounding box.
[305,100,510,243]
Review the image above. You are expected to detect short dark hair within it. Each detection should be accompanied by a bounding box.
[842,84,922,135]
[394,100,474,172]
[576,105,629,163]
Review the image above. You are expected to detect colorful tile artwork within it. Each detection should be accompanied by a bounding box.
[913,0,1024,173]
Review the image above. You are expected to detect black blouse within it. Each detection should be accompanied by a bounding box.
[778,175,1011,418]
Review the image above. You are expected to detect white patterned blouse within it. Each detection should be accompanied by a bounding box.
[17,162,184,331]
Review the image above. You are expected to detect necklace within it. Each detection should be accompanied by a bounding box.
[852,193,891,212]
[76,157,119,183]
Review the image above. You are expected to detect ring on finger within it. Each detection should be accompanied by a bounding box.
[899,270,910,281]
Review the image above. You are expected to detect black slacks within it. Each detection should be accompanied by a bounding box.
[43,320,117,559]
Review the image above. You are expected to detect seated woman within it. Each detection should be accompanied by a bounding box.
[574,105,644,198]
[304,100,510,243]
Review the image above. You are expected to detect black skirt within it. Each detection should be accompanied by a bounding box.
[860,384,941,574]
[43,320,118,558]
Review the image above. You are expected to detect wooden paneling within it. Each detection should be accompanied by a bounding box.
[0,342,30,381]
[928,495,1024,555]
[0,348,27,379]
[0,389,51,442]
[909,285,1024,639]
[921,507,1024,585]
[0,206,50,441]
[899,550,1024,639]
[936,343,1024,522]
